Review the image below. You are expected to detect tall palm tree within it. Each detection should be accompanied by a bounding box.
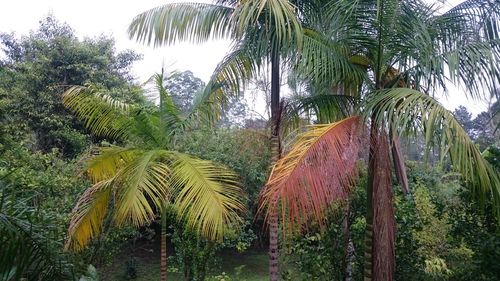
[259,0,500,280]
[127,1,363,278]
[63,70,245,281]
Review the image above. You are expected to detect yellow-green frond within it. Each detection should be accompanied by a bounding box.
[366,88,500,218]
[112,150,171,227]
[65,179,113,251]
[85,147,140,183]
[259,116,362,235]
[169,153,245,241]
[62,85,132,140]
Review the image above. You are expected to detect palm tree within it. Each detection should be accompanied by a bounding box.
[63,70,245,281]
[259,0,500,280]
[127,1,364,278]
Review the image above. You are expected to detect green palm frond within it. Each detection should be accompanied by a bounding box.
[151,71,183,131]
[440,0,500,42]
[184,44,260,128]
[297,28,367,86]
[365,88,500,218]
[440,40,500,98]
[130,111,165,147]
[287,94,356,124]
[232,0,303,47]
[63,85,133,140]
[1,189,72,280]
[169,153,245,241]
[128,3,235,47]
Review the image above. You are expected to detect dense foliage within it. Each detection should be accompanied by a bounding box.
[0,16,145,278]
[1,4,499,281]
[280,160,500,281]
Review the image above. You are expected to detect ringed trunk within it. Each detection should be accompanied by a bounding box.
[160,207,168,281]
[269,50,281,281]
[364,125,395,281]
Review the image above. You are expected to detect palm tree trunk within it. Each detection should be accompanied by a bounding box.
[160,207,168,281]
[364,125,395,281]
[343,200,355,281]
[269,50,281,281]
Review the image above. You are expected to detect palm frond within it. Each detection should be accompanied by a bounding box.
[153,70,183,133]
[232,0,303,47]
[259,116,362,235]
[85,146,140,183]
[128,3,235,47]
[185,43,260,127]
[68,150,172,250]
[65,179,113,251]
[366,88,500,218]
[169,153,245,241]
[62,85,133,140]
[297,28,367,87]
[285,94,356,127]
[1,190,72,280]
[113,150,171,227]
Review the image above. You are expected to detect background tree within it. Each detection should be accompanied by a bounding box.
[0,16,146,274]
[0,15,143,158]
[165,70,205,113]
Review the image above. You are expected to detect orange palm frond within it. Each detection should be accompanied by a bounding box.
[259,116,362,235]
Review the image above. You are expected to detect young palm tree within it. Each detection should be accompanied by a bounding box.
[63,71,245,281]
[260,0,500,280]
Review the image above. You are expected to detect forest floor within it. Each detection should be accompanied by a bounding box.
[99,239,268,281]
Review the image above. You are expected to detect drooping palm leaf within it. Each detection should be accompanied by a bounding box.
[128,3,235,47]
[259,116,362,234]
[286,94,357,125]
[232,0,303,47]
[366,88,500,218]
[67,149,172,251]
[194,43,259,121]
[65,179,113,251]
[62,85,133,140]
[170,152,245,241]
[85,146,139,183]
[112,150,172,227]
[297,28,367,86]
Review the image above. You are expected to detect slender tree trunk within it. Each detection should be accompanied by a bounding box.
[343,200,355,281]
[269,50,281,281]
[160,207,168,281]
[364,125,395,281]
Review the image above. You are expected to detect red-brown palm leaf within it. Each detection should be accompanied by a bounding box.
[259,116,362,234]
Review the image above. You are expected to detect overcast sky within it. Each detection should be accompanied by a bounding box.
[0,0,493,115]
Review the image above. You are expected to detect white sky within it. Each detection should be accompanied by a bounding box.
[0,0,493,116]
